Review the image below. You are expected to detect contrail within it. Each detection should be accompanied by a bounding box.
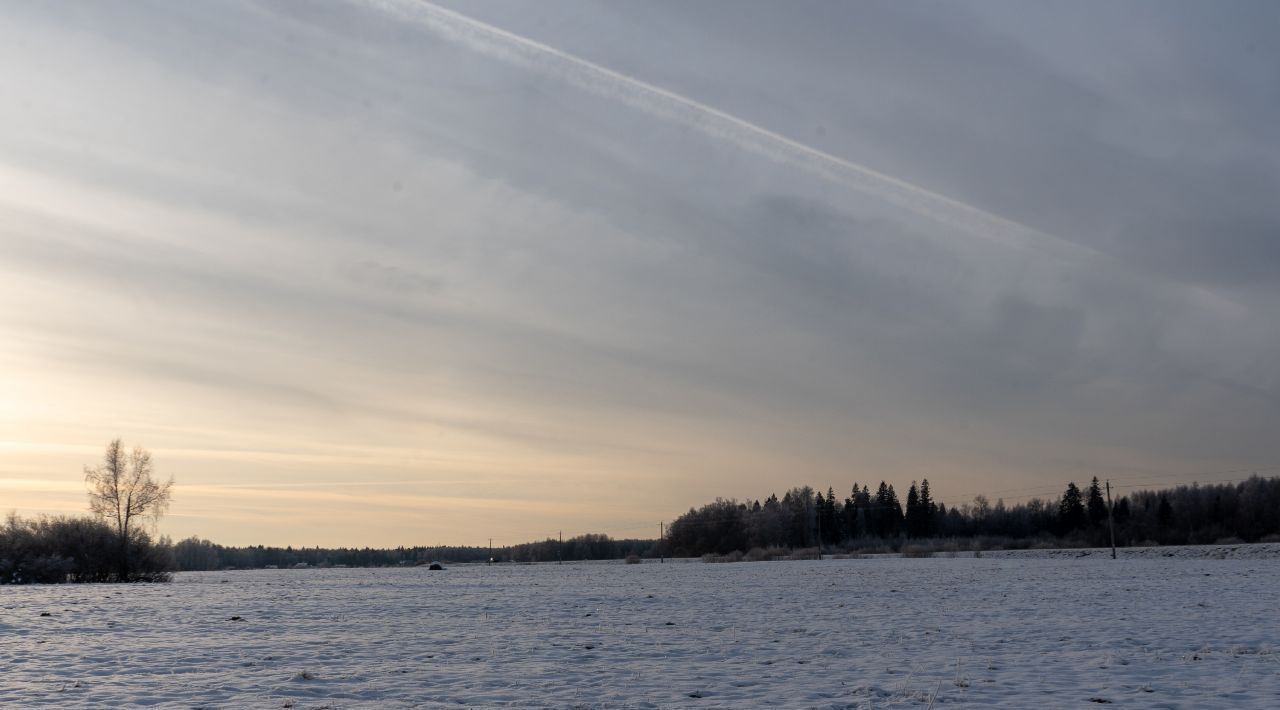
[366,0,1086,256]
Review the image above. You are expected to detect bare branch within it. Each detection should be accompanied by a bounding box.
[85,439,174,538]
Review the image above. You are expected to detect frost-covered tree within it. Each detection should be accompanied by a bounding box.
[85,439,173,580]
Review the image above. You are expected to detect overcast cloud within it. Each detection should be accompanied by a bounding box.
[2,0,1277,546]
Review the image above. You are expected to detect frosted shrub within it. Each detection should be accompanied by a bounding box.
[0,514,172,584]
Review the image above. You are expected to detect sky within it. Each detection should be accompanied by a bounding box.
[2,0,1278,547]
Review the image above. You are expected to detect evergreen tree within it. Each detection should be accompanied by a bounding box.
[814,490,827,546]
[1114,497,1130,525]
[1157,494,1173,528]
[843,492,860,539]
[904,482,922,538]
[1059,482,1087,532]
[1086,477,1108,527]
[872,482,890,537]
[821,487,840,544]
[887,484,904,536]
[919,478,937,537]
[874,482,904,537]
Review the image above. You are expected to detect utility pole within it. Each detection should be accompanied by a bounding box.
[816,507,822,561]
[659,522,664,564]
[1105,480,1117,560]
[558,530,562,565]
[488,538,493,565]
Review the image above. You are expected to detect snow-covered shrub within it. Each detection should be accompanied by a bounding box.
[0,514,172,584]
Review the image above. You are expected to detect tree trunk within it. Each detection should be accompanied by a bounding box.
[119,521,130,582]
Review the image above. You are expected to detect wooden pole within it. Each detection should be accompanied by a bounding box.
[1105,480,1117,560]
[659,522,664,564]
[558,530,562,565]
[816,504,822,561]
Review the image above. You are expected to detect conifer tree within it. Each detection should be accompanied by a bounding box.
[1157,494,1173,528]
[1086,477,1108,527]
[1059,482,1087,532]
[889,484,904,536]
[1114,497,1131,525]
[843,489,860,539]
[873,482,904,537]
[814,490,826,546]
[872,482,890,537]
[821,487,839,544]
[919,479,937,537]
[905,482,922,538]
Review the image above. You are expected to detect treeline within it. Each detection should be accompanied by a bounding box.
[14,474,1276,580]
[172,533,658,571]
[505,534,654,563]
[0,515,173,584]
[665,476,1280,557]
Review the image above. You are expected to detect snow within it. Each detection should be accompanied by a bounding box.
[2,546,1278,708]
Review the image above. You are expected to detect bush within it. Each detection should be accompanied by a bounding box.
[846,539,893,555]
[744,546,788,562]
[700,550,745,563]
[0,514,173,584]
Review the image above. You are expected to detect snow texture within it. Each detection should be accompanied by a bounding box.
[2,546,1279,708]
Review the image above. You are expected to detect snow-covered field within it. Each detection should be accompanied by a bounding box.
[3,548,1279,708]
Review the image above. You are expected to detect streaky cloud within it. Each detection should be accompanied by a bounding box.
[365,0,1090,259]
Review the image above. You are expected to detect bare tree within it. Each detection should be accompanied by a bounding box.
[85,439,173,580]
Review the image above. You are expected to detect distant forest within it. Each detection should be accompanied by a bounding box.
[665,475,1280,557]
[172,534,656,571]
[167,475,1280,571]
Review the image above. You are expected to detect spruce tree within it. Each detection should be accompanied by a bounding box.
[905,482,922,538]
[844,490,860,539]
[880,483,904,537]
[1086,477,1108,527]
[822,487,839,544]
[919,479,937,537]
[892,485,905,535]
[1157,494,1173,528]
[869,482,888,538]
[1059,482,1087,532]
[1114,497,1130,525]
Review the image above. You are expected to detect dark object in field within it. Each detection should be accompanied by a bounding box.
[40,612,52,617]
[428,562,444,571]
[229,616,244,621]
